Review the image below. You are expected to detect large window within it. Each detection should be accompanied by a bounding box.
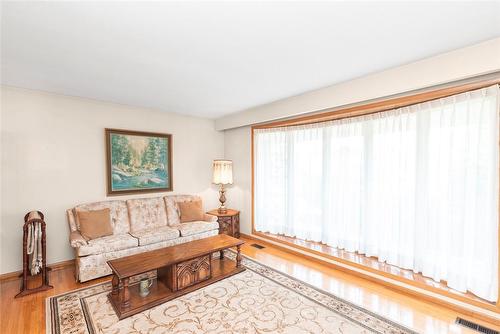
[254,85,499,302]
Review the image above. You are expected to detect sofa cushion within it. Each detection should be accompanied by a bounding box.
[178,200,204,223]
[164,195,202,226]
[177,221,219,237]
[77,234,138,257]
[130,226,180,246]
[126,197,168,232]
[75,200,130,235]
[77,208,114,240]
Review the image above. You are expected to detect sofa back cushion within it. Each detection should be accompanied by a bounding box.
[74,200,130,235]
[126,197,168,232]
[164,195,202,226]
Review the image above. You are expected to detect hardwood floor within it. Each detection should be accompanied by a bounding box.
[259,231,492,305]
[1,236,499,333]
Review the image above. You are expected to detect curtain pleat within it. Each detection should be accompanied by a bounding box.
[254,85,499,302]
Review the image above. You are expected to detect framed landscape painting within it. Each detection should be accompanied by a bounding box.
[105,129,172,195]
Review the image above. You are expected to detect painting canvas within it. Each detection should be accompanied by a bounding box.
[106,129,172,195]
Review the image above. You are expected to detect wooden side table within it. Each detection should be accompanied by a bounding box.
[206,209,240,238]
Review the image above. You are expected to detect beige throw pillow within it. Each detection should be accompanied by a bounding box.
[178,200,204,223]
[77,208,113,240]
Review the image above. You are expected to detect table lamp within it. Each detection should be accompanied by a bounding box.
[212,160,233,214]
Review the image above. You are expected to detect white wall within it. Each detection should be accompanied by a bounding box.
[0,87,224,274]
[223,126,252,235]
[223,38,500,235]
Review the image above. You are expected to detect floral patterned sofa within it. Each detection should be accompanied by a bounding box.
[67,195,219,282]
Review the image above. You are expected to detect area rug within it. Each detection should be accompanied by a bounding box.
[46,252,418,334]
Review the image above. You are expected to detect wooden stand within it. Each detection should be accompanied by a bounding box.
[207,209,240,238]
[15,211,53,298]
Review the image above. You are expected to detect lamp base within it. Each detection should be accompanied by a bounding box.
[218,185,227,214]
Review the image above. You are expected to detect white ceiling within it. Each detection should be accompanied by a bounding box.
[2,2,500,119]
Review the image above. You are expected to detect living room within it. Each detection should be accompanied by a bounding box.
[1,1,500,333]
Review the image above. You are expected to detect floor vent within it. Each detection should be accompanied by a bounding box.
[455,317,499,334]
[250,243,265,249]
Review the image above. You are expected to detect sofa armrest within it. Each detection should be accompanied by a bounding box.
[69,231,87,248]
[204,214,218,223]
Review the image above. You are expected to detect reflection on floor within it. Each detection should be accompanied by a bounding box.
[259,231,493,305]
[242,236,500,334]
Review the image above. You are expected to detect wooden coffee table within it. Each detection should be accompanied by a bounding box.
[107,234,245,319]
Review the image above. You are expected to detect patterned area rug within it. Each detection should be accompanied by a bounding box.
[46,252,418,334]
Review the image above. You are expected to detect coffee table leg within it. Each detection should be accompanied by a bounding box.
[121,278,130,308]
[219,250,224,260]
[111,274,119,296]
[236,245,242,268]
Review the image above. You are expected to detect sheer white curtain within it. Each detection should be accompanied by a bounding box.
[254,85,499,302]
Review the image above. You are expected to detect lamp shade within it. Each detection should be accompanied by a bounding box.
[212,160,233,185]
